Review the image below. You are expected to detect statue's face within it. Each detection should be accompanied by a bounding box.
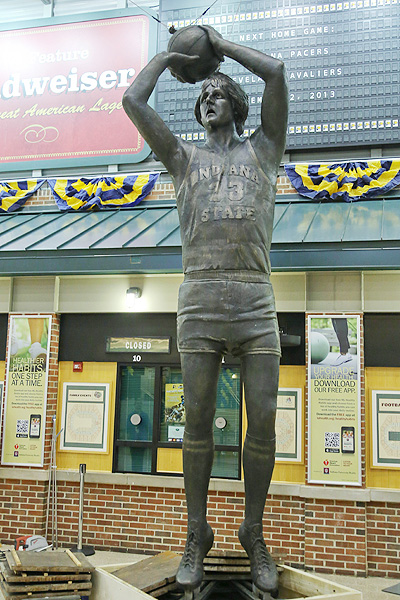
[199,83,234,130]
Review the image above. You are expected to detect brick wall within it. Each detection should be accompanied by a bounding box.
[1,478,398,579]
[276,174,296,195]
[0,479,47,539]
[367,502,400,577]
[304,499,367,576]
[0,482,307,561]
[264,496,305,565]
[25,184,54,207]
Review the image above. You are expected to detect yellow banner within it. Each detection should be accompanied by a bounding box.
[308,315,361,485]
[1,316,51,467]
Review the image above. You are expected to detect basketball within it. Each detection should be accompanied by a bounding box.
[310,331,330,364]
[167,25,221,84]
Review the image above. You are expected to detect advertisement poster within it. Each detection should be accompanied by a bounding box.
[1,315,51,467]
[60,383,109,452]
[0,12,156,170]
[372,391,400,467]
[165,383,185,424]
[308,315,361,485]
[276,388,302,462]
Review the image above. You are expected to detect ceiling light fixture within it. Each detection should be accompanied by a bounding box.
[126,286,142,309]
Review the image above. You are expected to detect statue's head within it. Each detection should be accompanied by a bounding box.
[194,72,249,136]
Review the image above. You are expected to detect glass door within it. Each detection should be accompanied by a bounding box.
[114,363,242,478]
[114,365,156,474]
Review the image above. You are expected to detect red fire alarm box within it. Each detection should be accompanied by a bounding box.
[73,361,83,372]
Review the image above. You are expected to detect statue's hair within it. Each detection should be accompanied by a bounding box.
[194,72,249,136]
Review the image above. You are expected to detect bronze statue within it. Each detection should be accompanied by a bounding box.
[123,26,288,597]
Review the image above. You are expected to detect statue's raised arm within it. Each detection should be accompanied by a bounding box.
[122,51,200,178]
[203,26,288,170]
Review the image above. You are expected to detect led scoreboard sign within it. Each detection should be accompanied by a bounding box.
[157,0,399,150]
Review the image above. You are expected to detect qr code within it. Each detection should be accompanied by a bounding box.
[324,432,340,453]
[16,419,28,437]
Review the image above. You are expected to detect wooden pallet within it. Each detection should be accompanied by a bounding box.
[1,579,92,594]
[5,549,94,573]
[203,550,251,581]
[0,588,85,600]
[110,549,287,597]
[1,563,91,584]
[1,549,93,599]
[203,549,285,582]
[113,551,181,598]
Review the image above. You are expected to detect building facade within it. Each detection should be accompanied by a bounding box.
[0,0,399,580]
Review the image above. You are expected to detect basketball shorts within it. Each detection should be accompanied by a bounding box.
[177,272,281,358]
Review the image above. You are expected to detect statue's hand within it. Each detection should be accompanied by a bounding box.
[199,25,225,62]
[166,51,201,83]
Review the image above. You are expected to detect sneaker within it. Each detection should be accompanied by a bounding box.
[29,342,47,362]
[334,353,352,366]
[176,521,214,590]
[239,522,279,595]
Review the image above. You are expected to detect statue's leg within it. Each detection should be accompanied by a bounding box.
[176,351,221,590]
[238,353,280,596]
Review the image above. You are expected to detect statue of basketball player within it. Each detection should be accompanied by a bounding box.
[123,26,288,596]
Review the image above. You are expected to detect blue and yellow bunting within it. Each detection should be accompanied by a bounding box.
[0,179,45,212]
[285,160,400,202]
[47,173,160,211]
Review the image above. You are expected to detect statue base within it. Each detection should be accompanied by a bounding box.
[93,550,362,600]
[178,580,276,599]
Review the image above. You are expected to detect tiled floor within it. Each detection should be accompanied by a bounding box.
[319,571,398,600]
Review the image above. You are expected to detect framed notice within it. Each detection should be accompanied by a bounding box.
[276,388,302,462]
[60,383,109,452]
[0,9,157,172]
[308,315,361,486]
[1,315,51,467]
[168,425,184,442]
[372,391,400,467]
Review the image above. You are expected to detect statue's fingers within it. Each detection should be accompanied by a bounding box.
[168,51,200,61]
[198,26,224,61]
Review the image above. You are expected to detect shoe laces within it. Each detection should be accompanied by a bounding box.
[181,529,198,570]
[249,527,271,572]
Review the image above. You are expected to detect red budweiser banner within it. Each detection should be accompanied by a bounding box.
[0,11,156,170]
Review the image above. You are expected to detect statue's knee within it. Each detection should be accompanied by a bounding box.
[185,405,215,436]
[248,407,276,440]
[184,414,213,439]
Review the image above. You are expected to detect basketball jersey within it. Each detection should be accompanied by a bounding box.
[175,138,276,276]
